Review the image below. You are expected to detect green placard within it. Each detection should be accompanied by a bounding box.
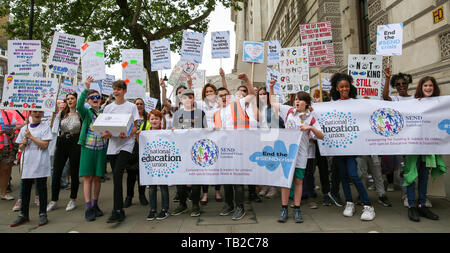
[130,60,138,64]
[96,52,104,57]
[136,79,143,85]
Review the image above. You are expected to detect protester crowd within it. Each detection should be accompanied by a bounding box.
[0,68,446,227]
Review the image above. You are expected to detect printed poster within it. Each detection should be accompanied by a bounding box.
[150,38,171,71]
[144,96,158,112]
[101,74,115,95]
[58,79,78,100]
[81,40,106,81]
[180,31,205,64]
[299,21,335,68]
[348,54,383,99]
[121,49,146,99]
[46,32,85,78]
[211,31,230,59]
[376,23,403,56]
[279,46,310,93]
[243,41,264,64]
[7,40,42,77]
[266,40,281,66]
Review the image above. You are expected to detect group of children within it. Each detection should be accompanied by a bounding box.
[5,68,446,227]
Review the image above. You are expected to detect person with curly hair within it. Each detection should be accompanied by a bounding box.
[382,68,413,101]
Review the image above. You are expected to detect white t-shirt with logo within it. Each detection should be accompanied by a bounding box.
[279,105,321,169]
[15,123,53,179]
[104,101,140,155]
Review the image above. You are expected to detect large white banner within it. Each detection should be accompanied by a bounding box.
[121,49,146,99]
[348,54,383,99]
[139,129,302,187]
[7,40,42,77]
[279,46,310,93]
[314,97,450,155]
[47,32,84,78]
[81,40,106,81]
[180,31,205,64]
[1,76,59,112]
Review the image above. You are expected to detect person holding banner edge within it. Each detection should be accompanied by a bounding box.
[329,73,376,221]
[268,80,324,223]
[404,76,447,222]
[77,76,107,222]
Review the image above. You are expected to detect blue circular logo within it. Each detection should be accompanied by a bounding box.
[191,139,219,167]
[370,108,404,137]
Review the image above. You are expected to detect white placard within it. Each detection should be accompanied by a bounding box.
[77,81,101,97]
[121,49,146,99]
[81,40,106,81]
[243,41,265,64]
[211,31,230,59]
[58,78,78,100]
[7,40,42,77]
[376,23,403,56]
[167,60,199,87]
[144,96,158,112]
[279,46,310,93]
[101,74,115,95]
[150,38,171,71]
[266,40,281,66]
[348,54,383,100]
[180,31,205,64]
[46,32,85,78]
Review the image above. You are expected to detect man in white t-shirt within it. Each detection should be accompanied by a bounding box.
[102,80,140,223]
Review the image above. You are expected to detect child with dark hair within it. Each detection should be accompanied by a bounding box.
[329,73,375,221]
[383,68,413,101]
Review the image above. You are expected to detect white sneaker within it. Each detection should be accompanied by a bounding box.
[1,194,15,200]
[387,184,394,192]
[361,205,376,221]
[265,187,278,199]
[343,202,355,217]
[66,200,76,211]
[46,201,58,212]
[12,199,22,211]
[425,198,432,208]
[403,195,409,207]
[258,186,269,197]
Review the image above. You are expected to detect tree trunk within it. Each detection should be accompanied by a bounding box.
[143,46,161,110]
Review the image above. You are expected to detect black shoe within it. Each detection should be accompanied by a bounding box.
[408,207,420,222]
[293,208,304,223]
[94,204,104,217]
[378,195,392,207]
[328,192,344,207]
[10,215,29,227]
[139,195,149,206]
[107,210,125,223]
[118,210,126,222]
[322,195,331,206]
[147,210,156,221]
[156,210,169,220]
[277,207,288,223]
[173,193,180,202]
[417,206,439,220]
[124,197,132,208]
[219,204,234,216]
[38,213,48,226]
[248,193,262,202]
[85,207,96,222]
[232,206,246,220]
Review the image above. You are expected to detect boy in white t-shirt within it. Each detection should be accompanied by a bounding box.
[102,80,140,223]
[11,111,53,227]
[268,80,324,223]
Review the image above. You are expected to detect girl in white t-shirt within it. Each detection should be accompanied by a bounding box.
[268,80,324,223]
[11,111,53,227]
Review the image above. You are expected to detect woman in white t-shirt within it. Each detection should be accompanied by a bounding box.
[268,80,324,223]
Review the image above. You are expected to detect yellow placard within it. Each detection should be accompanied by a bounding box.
[433,6,444,24]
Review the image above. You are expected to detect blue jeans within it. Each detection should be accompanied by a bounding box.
[335,156,371,205]
[149,185,169,211]
[406,156,429,207]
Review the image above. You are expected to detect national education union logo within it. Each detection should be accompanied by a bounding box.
[318,110,360,149]
[141,139,181,178]
[369,108,404,137]
[191,139,219,167]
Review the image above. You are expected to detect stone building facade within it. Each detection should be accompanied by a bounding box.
[231,0,450,198]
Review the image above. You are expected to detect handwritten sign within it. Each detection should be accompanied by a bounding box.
[1,76,59,112]
[144,96,159,112]
[211,31,230,59]
[266,68,281,93]
[47,32,84,78]
[101,74,115,95]
[121,49,146,99]
[58,79,78,100]
[279,46,310,93]
[77,81,101,98]
[266,40,281,66]
[168,60,199,87]
[150,38,171,71]
[7,40,42,77]
[81,40,106,81]
[299,21,335,68]
[348,54,383,99]
[376,23,403,56]
[180,31,205,64]
[243,41,264,64]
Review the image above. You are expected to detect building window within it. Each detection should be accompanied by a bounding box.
[357,0,370,54]
[0,65,4,76]
[0,49,5,56]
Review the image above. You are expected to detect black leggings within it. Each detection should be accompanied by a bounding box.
[202,185,221,193]
[21,177,47,218]
[126,169,146,198]
[109,151,132,211]
[51,135,80,201]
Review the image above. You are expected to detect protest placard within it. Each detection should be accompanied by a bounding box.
[279,46,310,93]
[243,41,265,63]
[1,76,59,112]
[121,49,146,99]
[180,31,205,64]
[299,21,335,68]
[144,96,158,112]
[348,54,383,99]
[46,32,84,78]
[168,60,199,87]
[81,40,106,81]
[266,40,281,66]
[211,31,230,59]
[58,79,78,100]
[318,78,331,92]
[266,68,281,93]
[7,40,42,77]
[376,23,403,56]
[101,74,115,95]
[77,81,101,97]
[150,38,171,71]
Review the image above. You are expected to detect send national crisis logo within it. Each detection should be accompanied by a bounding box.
[249,140,298,179]
[191,139,219,167]
[369,108,404,137]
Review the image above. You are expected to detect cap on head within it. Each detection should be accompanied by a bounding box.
[181,89,195,97]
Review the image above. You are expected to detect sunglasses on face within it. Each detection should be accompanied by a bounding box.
[395,82,407,87]
[239,89,248,93]
[88,95,101,100]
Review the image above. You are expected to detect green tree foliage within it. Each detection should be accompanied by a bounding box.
[0,0,242,104]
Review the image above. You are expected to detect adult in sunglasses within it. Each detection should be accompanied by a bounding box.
[382,68,413,101]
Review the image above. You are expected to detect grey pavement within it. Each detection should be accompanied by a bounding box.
[1,165,449,233]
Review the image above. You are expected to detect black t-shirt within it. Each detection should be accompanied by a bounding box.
[172,109,207,129]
